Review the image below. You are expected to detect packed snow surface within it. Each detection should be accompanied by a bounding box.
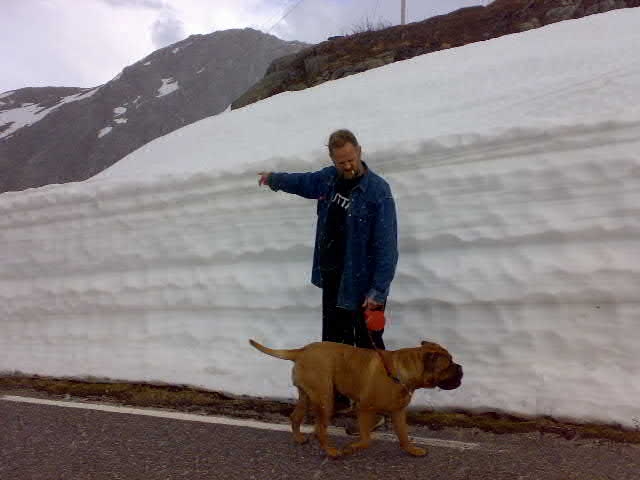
[1,10,639,426]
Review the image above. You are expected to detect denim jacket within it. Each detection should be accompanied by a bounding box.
[268,164,398,310]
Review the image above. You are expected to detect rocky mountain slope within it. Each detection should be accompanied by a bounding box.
[233,0,639,109]
[0,29,306,194]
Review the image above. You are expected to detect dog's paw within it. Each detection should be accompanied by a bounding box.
[403,445,428,457]
[293,433,308,444]
[342,441,370,456]
[325,446,342,458]
[341,445,355,456]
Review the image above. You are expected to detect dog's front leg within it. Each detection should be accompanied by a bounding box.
[342,410,376,455]
[390,409,427,456]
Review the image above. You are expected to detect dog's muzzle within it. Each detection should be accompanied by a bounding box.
[437,363,463,390]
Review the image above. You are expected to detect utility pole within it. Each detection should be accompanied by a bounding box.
[401,0,407,25]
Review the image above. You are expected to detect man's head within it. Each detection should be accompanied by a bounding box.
[328,129,363,179]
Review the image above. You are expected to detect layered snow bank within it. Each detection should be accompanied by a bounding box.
[1,9,640,426]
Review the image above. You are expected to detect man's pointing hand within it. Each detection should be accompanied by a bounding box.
[258,172,271,187]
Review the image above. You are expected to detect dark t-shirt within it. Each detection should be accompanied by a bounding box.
[319,174,363,273]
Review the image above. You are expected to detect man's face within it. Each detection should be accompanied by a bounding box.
[331,142,363,179]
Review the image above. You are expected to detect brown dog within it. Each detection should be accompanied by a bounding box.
[249,339,463,457]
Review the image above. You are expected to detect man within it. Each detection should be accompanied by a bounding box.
[258,129,398,351]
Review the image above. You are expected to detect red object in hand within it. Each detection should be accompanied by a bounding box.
[365,309,386,331]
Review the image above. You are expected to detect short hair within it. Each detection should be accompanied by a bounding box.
[327,129,359,156]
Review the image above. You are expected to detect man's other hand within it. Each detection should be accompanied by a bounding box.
[362,297,384,311]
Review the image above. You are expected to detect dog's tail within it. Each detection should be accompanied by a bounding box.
[249,339,304,361]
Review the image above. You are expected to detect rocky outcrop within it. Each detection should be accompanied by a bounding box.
[0,29,306,194]
[232,0,640,110]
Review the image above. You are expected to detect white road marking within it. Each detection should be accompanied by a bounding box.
[1,395,480,451]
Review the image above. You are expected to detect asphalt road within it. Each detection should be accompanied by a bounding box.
[1,396,638,480]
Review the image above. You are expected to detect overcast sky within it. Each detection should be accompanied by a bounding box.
[0,0,485,94]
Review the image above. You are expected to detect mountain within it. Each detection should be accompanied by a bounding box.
[0,29,307,194]
[233,0,640,109]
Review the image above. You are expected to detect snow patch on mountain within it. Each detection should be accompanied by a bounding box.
[156,78,179,98]
[97,126,113,138]
[0,88,100,139]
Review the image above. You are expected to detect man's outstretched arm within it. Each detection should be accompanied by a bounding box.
[257,169,330,199]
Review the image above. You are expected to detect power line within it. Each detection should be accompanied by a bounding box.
[372,0,381,19]
[265,0,308,34]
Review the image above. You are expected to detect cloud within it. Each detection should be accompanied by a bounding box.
[151,10,186,48]
[101,0,187,50]
[100,0,165,9]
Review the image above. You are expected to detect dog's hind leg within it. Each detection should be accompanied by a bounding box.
[291,387,309,444]
[310,393,341,458]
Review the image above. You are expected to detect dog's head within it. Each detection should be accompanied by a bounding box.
[420,341,463,390]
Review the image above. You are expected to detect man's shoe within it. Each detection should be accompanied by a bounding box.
[344,415,386,436]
